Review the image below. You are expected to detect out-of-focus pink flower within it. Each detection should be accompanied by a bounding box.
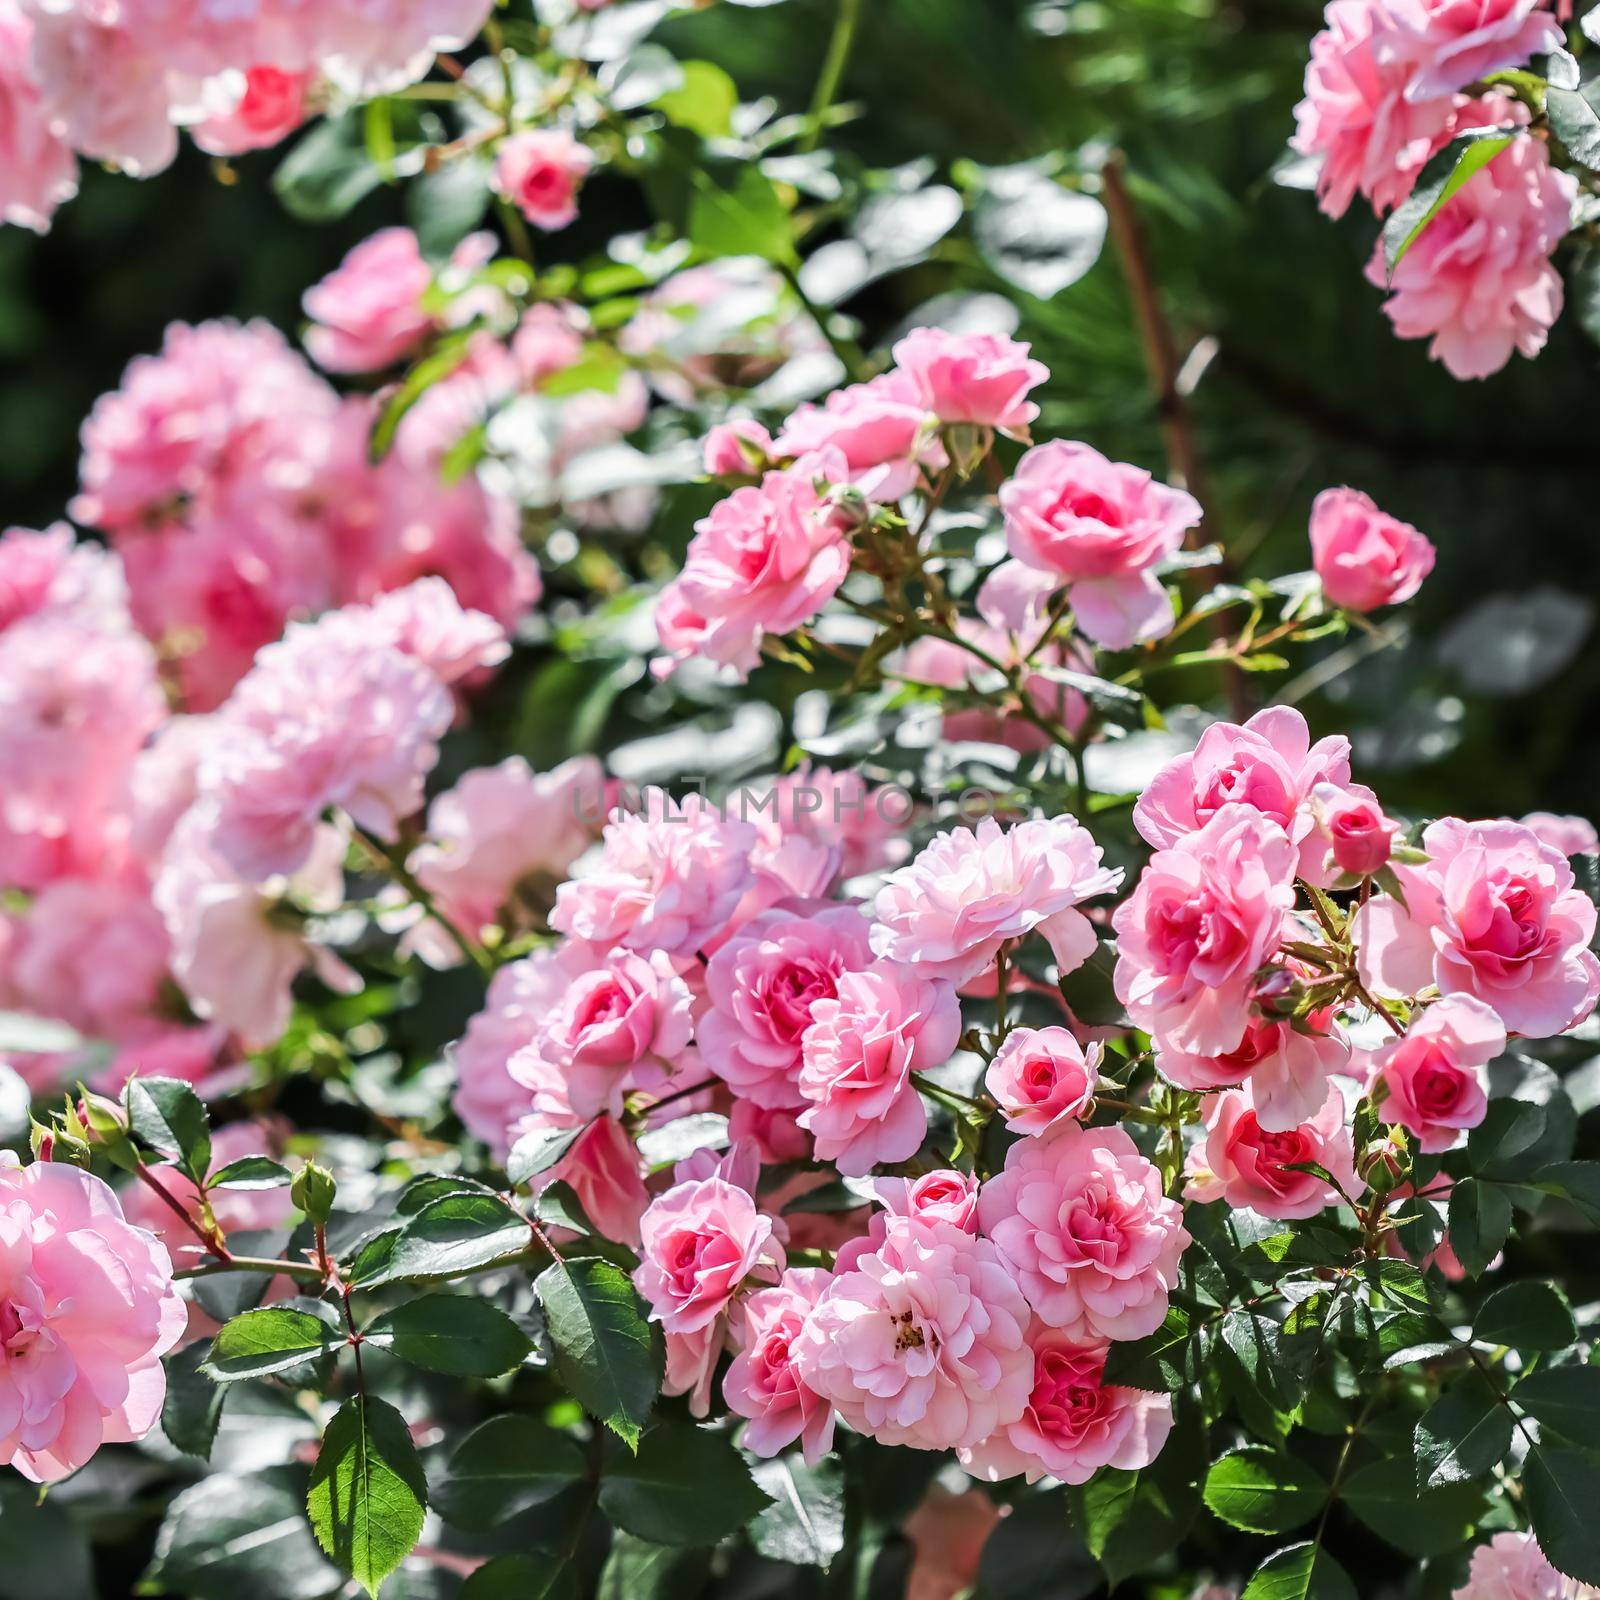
[903,1487,1003,1600]
[796,964,960,1176]
[728,1102,811,1164]
[703,418,775,477]
[0,1156,185,1482]
[1114,804,1299,1055]
[751,764,912,882]
[961,1328,1173,1483]
[0,523,128,636]
[449,955,554,1156]
[1452,1530,1586,1600]
[1310,486,1436,612]
[191,65,311,156]
[1366,123,1575,380]
[1356,817,1600,1036]
[985,1026,1102,1136]
[0,1,77,232]
[700,904,876,1110]
[1393,0,1563,100]
[794,1215,1032,1450]
[979,1122,1189,1342]
[890,328,1047,434]
[303,227,435,373]
[1520,812,1599,857]
[492,129,593,230]
[555,1116,651,1249]
[1372,992,1504,1150]
[723,1267,835,1465]
[872,815,1122,984]
[1307,781,1401,879]
[773,372,935,500]
[1185,1081,1359,1219]
[1001,439,1199,649]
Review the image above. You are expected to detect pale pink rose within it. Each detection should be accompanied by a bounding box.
[1453,1530,1592,1600]
[728,1101,811,1164]
[405,755,602,963]
[556,1116,651,1249]
[872,815,1122,985]
[961,1328,1173,1484]
[876,1168,981,1233]
[890,327,1047,434]
[1355,817,1600,1036]
[492,129,593,230]
[449,955,556,1157]
[978,1122,1189,1343]
[1001,439,1200,648]
[1307,781,1401,879]
[190,65,310,156]
[796,964,961,1176]
[702,418,775,477]
[552,788,758,961]
[1366,124,1575,380]
[1114,804,1299,1054]
[903,1487,1003,1600]
[700,904,877,1111]
[347,576,510,687]
[1135,705,1352,882]
[1394,0,1563,100]
[1521,813,1599,857]
[650,581,712,678]
[773,372,935,500]
[1373,992,1504,1150]
[303,226,435,373]
[1310,486,1436,612]
[750,763,912,881]
[1184,1081,1359,1220]
[985,1026,1102,1136]
[511,301,587,387]
[0,523,129,636]
[1292,0,1454,218]
[1157,1009,1352,1132]
[0,0,77,232]
[0,1156,185,1482]
[794,1215,1032,1450]
[663,453,857,679]
[92,1023,233,1100]
[723,1267,835,1465]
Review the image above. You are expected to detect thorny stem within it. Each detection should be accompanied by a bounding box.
[135,1164,230,1263]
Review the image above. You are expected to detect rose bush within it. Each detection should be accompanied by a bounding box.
[4,4,1600,1600]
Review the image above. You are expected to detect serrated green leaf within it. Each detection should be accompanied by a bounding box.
[432,1415,588,1531]
[1341,1455,1487,1557]
[1449,1177,1512,1278]
[599,1422,770,1547]
[1512,1364,1600,1444]
[1414,1376,1513,1489]
[459,1555,577,1600]
[162,1342,227,1458]
[1526,1444,1600,1587]
[368,1192,532,1285]
[205,1306,342,1381]
[748,1453,845,1568]
[1203,1447,1327,1534]
[1241,1543,1357,1600]
[1474,1280,1577,1350]
[208,1156,294,1190]
[1379,127,1518,276]
[363,1294,532,1378]
[125,1075,211,1182]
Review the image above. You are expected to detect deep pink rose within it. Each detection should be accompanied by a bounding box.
[1114,804,1298,1055]
[890,328,1047,434]
[1310,487,1436,612]
[1355,817,1600,1036]
[1,1157,186,1482]
[1373,993,1504,1151]
[1001,439,1200,648]
[877,1168,981,1233]
[191,65,311,156]
[1307,780,1401,879]
[796,964,960,1176]
[793,1215,1033,1450]
[978,1122,1189,1342]
[492,129,593,230]
[723,1267,835,1465]
[303,227,435,374]
[1185,1081,1359,1220]
[985,1026,1101,1136]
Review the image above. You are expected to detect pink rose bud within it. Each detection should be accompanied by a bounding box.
[702,418,775,477]
[984,1025,1102,1136]
[492,129,594,231]
[1311,780,1399,877]
[1308,487,1435,612]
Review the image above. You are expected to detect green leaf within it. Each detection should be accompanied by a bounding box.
[535,1257,661,1448]
[687,164,795,265]
[306,1395,428,1598]
[125,1074,211,1182]
[162,1342,227,1458]
[1547,79,1600,172]
[1341,1455,1487,1557]
[1074,1417,1203,1588]
[748,1454,846,1568]
[1241,1543,1357,1600]
[976,1488,1100,1600]
[1512,1363,1600,1444]
[432,1415,588,1531]
[1474,1280,1577,1350]
[655,60,739,138]
[596,1535,710,1600]
[1526,1444,1600,1587]
[505,1121,590,1186]
[363,1294,532,1378]
[273,112,384,222]
[598,1422,771,1547]
[1448,1177,1512,1278]
[459,1556,576,1600]
[1414,1376,1514,1489]
[371,1192,532,1284]
[1101,1306,1192,1392]
[1203,1447,1327,1534]
[205,1306,343,1381]
[0,1473,94,1600]
[208,1155,294,1190]
[1378,126,1519,277]
[1468,1096,1548,1175]
[368,340,475,461]
[1534,1160,1600,1225]
[1377,1309,1457,1369]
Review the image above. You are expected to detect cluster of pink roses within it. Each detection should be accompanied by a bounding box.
[1294,0,1577,378]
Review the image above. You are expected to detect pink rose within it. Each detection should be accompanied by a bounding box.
[551,788,757,961]
[1309,487,1436,612]
[1113,804,1299,1055]
[702,418,775,477]
[551,1117,651,1251]
[1520,812,1599,857]
[796,964,960,1176]
[871,815,1122,984]
[1,1157,186,1482]
[1373,993,1504,1151]
[1355,817,1600,1036]
[700,904,877,1110]
[793,1215,1033,1450]
[1185,1081,1359,1220]
[1000,439,1200,648]
[985,1026,1102,1136]
[1394,0,1563,101]
[1308,781,1401,879]
[752,763,912,880]
[723,1267,835,1465]
[492,129,593,230]
[890,328,1047,434]
[303,227,436,374]
[191,65,311,156]
[0,0,77,233]
[728,1102,812,1164]
[1453,1531,1577,1600]
[1366,120,1575,380]
[961,1328,1173,1484]
[979,1123,1189,1343]
[0,522,127,637]
[876,1168,981,1233]
[773,372,935,500]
